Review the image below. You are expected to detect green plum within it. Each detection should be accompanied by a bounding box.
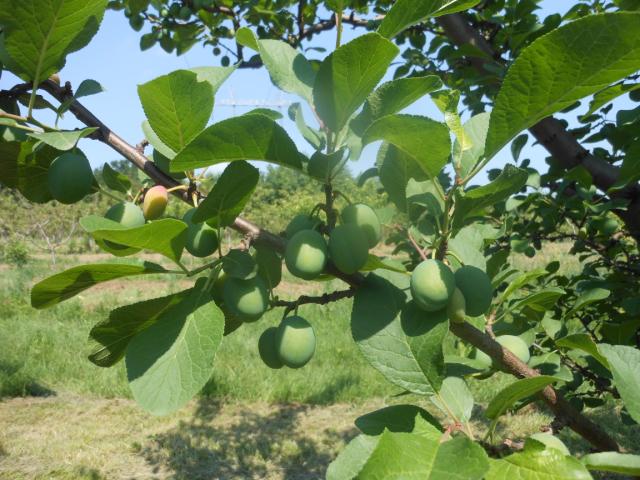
[183,208,219,258]
[341,203,381,248]
[222,276,268,322]
[328,225,369,274]
[47,152,94,204]
[285,230,328,280]
[275,316,316,368]
[410,259,455,312]
[454,265,493,317]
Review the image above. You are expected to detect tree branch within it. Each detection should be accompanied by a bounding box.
[272,288,355,315]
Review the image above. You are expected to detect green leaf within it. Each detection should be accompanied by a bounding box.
[512,287,566,313]
[102,163,132,194]
[351,273,448,396]
[31,262,167,309]
[80,216,187,262]
[599,344,640,424]
[192,161,259,226]
[222,249,258,280]
[363,114,451,178]
[126,282,224,415]
[142,120,175,159]
[432,376,474,423]
[453,112,490,179]
[487,442,592,480]
[74,79,105,98]
[307,149,347,183]
[188,66,235,97]
[556,334,610,369]
[378,0,481,39]
[377,143,425,212]
[236,27,259,51]
[138,69,213,153]
[355,405,442,435]
[255,246,282,289]
[329,418,488,480]
[431,89,472,155]
[171,115,302,171]
[581,452,640,476]
[88,289,191,367]
[567,288,610,317]
[314,33,399,132]
[29,127,97,151]
[583,83,640,118]
[454,165,528,227]
[485,12,640,160]
[354,76,443,133]
[486,376,557,420]
[288,102,324,149]
[244,108,283,121]
[0,0,107,84]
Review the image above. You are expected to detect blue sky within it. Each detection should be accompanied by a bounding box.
[1,1,630,182]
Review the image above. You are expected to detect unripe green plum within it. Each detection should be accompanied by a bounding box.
[285,214,321,239]
[105,202,145,227]
[178,6,191,19]
[223,276,268,322]
[285,230,327,280]
[258,327,284,369]
[341,203,381,248]
[104,202,146,250]
[410,259,455,312]
[528,433,570,455]
[496,335,530,364]
[472,348,493,371]
[454,265,493,317]
[142,185,168,220]
[595,216,619,236]
[47,152,94,204]
[209,271,227,302]
[183,209,219,258]
[446,288,466,323]
[276,316,316,368]
[328,225,369,274]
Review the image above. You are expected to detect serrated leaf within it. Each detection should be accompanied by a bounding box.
[80,216,187,262]
[454,165,528,227]
[314,33,399,132]
[567,288,610,317]
[142,120,175,159]
[29,127,97,151]
[351,273,448,396]
[355,405,442,435]
[453,112,490,179]
[102,163,131,194]
[138,69,213,153]
[556,334,610,369]
[307,148,347,183]
[432,376,474,423]
[364,114,451,178]
[378,0,482,39]
[487,442,591,480]
[237,29,315,105]
[486,376,557,420]
[89,289,192,367]
[31,262,167,309]
[581,452,640,476]
[485,12,640,160]
[126,282,224,415]
[171,115,302,171]
[188,66,235,96]
[193,160,259,226]
[0,0,107,84]
[512,287,566,313]
[598,344,640,424]
[288,102,324,149]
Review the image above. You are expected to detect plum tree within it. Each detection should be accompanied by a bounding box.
[410,259,455,312]
[328,224,369,274]
[275,316,316,368]
[222,276,269,322]
[258,327,284,369]
[454,266,493,317]
[284,229,327,280]
[285,214,322,239]
[142,185,168,220]
[528,433,570,455]
[341,203,381,248]
[446,288,466,323]
[47,152,94,204]
[183,208,219,258]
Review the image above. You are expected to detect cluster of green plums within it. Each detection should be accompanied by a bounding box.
[410,259,493,321]
[258,316,317,369]
[284,203,381,280]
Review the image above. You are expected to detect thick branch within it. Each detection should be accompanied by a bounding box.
[436,13,640,244]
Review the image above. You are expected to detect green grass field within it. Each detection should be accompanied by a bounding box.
[1,248,638,479]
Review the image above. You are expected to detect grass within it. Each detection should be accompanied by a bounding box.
[1,250,638,479]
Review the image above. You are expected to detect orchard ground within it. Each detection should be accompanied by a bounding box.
[0,246,638,479]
